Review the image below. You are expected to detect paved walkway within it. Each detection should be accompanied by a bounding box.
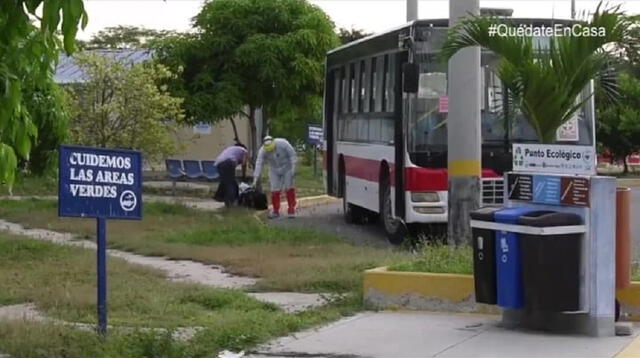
[248,312,640,358]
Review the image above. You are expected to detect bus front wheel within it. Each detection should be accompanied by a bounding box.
[379,173,407,245]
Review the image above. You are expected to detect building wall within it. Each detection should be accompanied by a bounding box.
[146,116,250,171]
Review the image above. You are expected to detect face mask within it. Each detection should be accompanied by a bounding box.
[264,142,276,152]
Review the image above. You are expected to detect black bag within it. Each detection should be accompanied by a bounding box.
[238,187,268,210]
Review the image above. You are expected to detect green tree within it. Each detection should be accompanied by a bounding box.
[154,0,339,158]
[338,27,371,45]
[441,3,631,143]
[21,81,71,176]
[0,0,87,186]
[67,54,185,164]
[80,25,173,50]
[597,72,640,174]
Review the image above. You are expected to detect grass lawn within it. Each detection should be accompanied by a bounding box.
[0,199,411,293]
[0,235,360,357]
[389,245,473,275]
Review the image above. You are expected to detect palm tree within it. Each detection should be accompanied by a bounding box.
[441,3,633,143]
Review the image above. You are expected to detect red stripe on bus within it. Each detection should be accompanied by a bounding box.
[405,167,448,191]
[343,155,396,186]
[405,167,501,191]
[343,155,500,191]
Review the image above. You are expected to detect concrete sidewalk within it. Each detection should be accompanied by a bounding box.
[248,312,640,358]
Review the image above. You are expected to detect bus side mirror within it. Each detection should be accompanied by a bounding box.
[402,63,419,93]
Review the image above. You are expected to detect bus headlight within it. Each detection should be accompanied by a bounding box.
[413,206,445,214]
[411,192,439,202]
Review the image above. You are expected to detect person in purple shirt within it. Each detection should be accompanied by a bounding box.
[213,143,248,207]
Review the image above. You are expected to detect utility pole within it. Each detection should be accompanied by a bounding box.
[447,0,481,246]
[571,0,576,19]
[407,0,418,22]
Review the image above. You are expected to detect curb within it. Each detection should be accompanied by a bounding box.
[255,195,339,221]
[618,179,640,188]
[364,266,640,320]
[363,267,498,315]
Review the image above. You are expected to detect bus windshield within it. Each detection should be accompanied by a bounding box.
[408,41,595,154]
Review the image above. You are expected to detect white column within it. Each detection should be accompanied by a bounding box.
[447,0,481,245]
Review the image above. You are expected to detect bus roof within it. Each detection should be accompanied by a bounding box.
[327,17,580,61]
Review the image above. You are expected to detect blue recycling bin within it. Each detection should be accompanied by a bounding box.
[494,207,549,309]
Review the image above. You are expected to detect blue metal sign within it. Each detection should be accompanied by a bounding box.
[58,145,143,336]
[59,145,143,220]
[307,125,323,147]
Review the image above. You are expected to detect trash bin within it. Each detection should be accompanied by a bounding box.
[494,207,550,310]
[519,212,583,312]
[470,207,501,305]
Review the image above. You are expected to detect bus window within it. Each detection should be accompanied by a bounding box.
[358,60,366,112]
[382,55,388,112]
[386,54,395,113]
[370,57,377,112]
[349,63,356,113]
[369,118,382,142]
[381,118,394,142]
[341,66,348,114]
[375,55,384,112]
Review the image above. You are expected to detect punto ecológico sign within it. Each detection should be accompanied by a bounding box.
[59,145,142,220]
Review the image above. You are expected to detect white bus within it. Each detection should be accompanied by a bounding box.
[322,18,596,244]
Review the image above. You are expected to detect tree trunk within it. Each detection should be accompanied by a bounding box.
[261,107,269,140]
[248,106,257,164]
[228,117,239,143]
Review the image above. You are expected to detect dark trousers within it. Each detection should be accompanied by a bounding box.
[215,160,238,207]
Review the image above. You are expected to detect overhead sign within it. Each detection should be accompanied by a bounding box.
[512,143,595,176]
[59,145,143,220]
[308,125,323,146]
[508,173,590,207]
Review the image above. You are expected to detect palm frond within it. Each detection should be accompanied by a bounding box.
[440,1,632,143]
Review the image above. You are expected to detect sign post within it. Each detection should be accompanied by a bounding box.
[58,145,143,335]
[307,125,323,177]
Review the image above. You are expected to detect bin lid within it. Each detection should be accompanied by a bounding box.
[470,207,502,221]
[517,212,583,227]
[495,207,549,224]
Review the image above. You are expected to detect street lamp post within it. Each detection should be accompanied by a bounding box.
[407,0,418,22]
[447,0,481,246]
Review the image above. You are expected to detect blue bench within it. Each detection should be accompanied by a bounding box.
[165,159,220,195]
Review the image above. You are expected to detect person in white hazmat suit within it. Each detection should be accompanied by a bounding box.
[252,136,298,218]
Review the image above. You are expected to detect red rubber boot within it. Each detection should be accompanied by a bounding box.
[269,192,281,219]
[286,188,297,218]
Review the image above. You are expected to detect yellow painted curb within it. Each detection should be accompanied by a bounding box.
[618,282,640,321]
[365,267,640,319]
[364,267,474,302]
[615,334,640,358]
[618,179,640,188]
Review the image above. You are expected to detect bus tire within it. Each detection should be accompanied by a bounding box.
[379,171,407,245]
[341,162,366,224]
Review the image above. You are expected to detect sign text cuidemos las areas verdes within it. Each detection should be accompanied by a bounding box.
[59,145,142,219]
